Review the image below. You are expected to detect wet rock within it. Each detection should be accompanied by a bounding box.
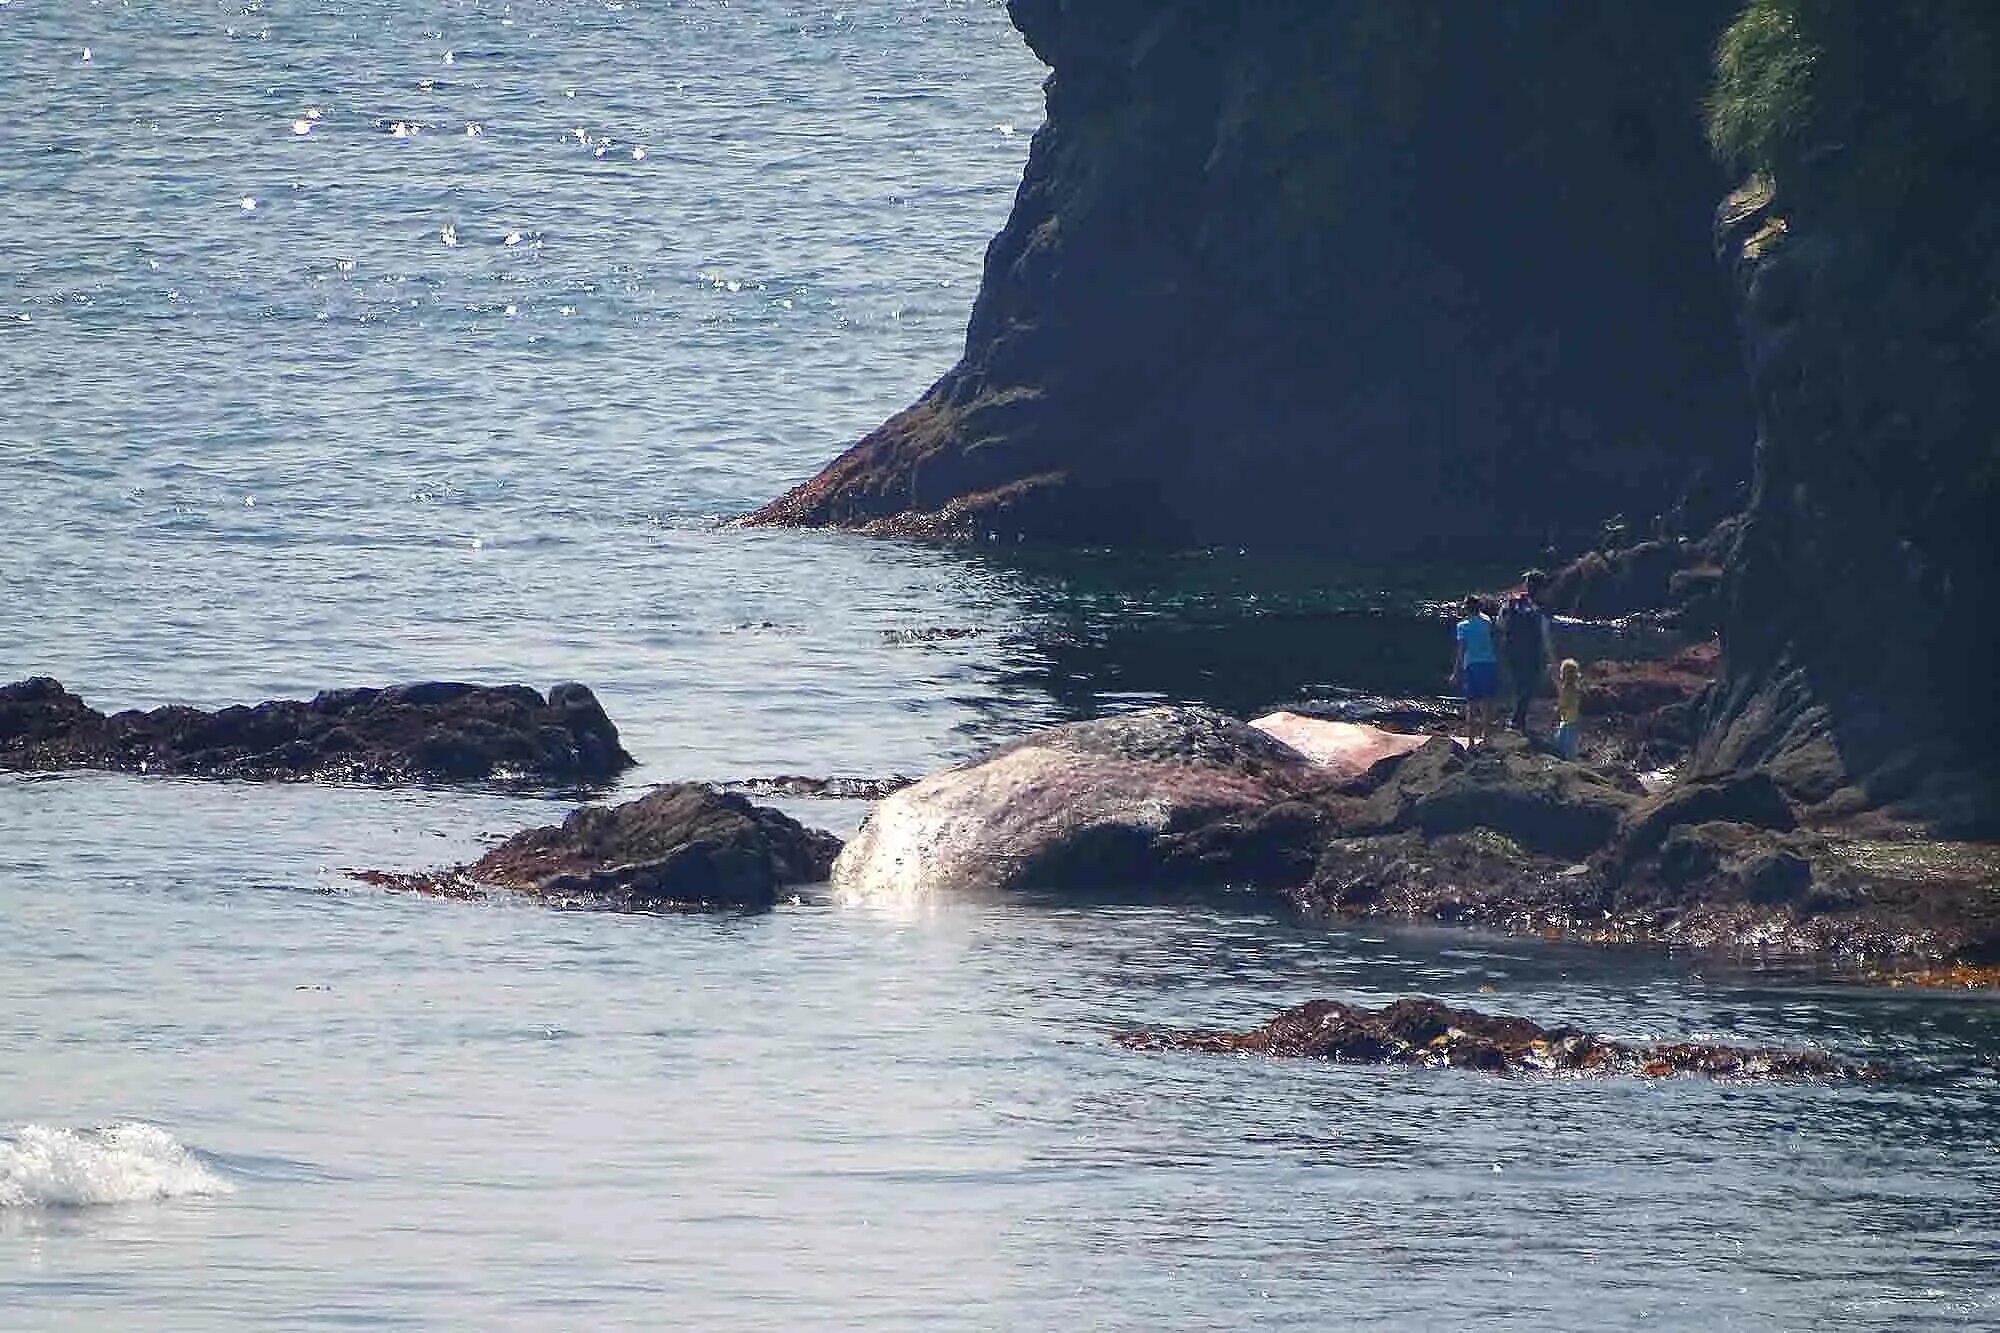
[1603,822,2000,966]
[0,677,634,786]
[1612,769,1796,871]
[1297,829,1596,933]
[1572,643,1719,769]
[353,784,842,910]
[831,705,1320,899]
[1544,521,1737,632]
[1153,798,1338,895]
[1117,997,1873,1080]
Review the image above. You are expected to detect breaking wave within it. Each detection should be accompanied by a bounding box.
[0,1122,235,1208]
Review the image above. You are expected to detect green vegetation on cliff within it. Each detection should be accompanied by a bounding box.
[1709,0,1999,187]
[1698,0,2000,835]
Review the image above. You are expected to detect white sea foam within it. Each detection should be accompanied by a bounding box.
[0,1122,234,1208]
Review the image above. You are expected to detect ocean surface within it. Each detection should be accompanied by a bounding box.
[2,2,1997,1329]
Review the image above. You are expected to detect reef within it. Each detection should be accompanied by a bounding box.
[352,784,842,911]
[1117,997,1874,1080]
[0,676,633,786]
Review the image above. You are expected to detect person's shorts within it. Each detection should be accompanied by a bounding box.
[1464,660,1498,700]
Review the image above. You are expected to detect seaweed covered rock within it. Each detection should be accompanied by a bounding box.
[751,0,1749,555]
[0,676,634,785]
[1298,828,1598,934]
[1118,997,1871,1080]
[354,785,843,910]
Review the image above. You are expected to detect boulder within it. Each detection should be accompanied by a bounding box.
[1351,735,1639,861]
[0,676,633,786]
[1297,829,1596,933]
[1118,997,1872,1079]
[831,705,1319,900]
[353,785,842,910]
[1611,769,1796,871]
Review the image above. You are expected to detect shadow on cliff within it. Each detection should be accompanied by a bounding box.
[752,0,1754,558]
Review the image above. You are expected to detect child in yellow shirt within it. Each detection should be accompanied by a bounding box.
[1553,659,1583,759]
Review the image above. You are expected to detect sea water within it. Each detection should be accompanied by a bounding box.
[2,3,1997,1329]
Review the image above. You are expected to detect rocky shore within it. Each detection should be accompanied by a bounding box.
[0,676,633,786]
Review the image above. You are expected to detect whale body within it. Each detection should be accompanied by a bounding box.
[831,706,1440,902]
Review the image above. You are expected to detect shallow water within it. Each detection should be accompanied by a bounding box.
[3,3,1998,1329]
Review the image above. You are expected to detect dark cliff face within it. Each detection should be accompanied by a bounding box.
[752,0,1752,555]
[1696,0,2000,835]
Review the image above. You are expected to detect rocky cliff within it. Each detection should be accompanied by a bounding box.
[752,0,1751,556]
[1697,0,2000,836]
[756,0,1998,837]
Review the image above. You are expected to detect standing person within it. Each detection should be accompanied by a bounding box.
[1553,658,1583,759]
[1500,569,1556,736]
[1450,595,1499,746]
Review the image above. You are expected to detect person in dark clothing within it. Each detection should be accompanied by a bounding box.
[1500,569,1556,735]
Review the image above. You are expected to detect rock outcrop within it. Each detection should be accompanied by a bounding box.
[1118,997,1873,1080]
[353,784,842,910]
[751,0,1750,556]
[0,676,633,786]
[1543,519,1738,633]
[1697,0,2000,837]
[1295,740,2000,969]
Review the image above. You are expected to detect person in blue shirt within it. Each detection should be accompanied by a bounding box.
[1451,595,1499,746]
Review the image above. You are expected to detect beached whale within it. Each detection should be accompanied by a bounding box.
[830,706,1436,902]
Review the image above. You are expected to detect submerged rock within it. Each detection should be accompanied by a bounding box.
[831,705,1322,900]
[1118,997,1873,1080]
[353,784,842,910]
[0,676,634,786]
